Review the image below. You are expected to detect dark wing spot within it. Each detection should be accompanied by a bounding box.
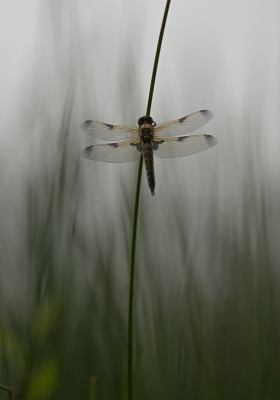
[153,142,159,150]
[104,123,113,129]
[83,145,93,155]
[108,143,118,147]
[130,142,142,152]
[200,110,208,115]
[85,120,92,124]
[179,116,187,123]
[178,135,188,141]
[204,134,213,141]
[153,140,164,150]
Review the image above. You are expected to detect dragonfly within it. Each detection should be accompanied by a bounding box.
[80,110,217,195]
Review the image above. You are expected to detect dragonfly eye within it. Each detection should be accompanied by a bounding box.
[138,115,154,126]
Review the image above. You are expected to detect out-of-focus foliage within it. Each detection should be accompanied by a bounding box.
[26,356,59,400]
[1,94,279,399]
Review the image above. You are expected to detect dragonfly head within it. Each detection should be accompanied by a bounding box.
[138,116,156,127]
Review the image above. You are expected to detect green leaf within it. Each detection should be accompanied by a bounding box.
[26,356,59,400]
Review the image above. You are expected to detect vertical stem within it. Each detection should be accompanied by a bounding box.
[89,377,97,400]
[146,0,171,117]
[128,1,171,399]
[128,155,143,400]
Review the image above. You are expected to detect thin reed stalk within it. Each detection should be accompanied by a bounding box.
[127,1,171,399]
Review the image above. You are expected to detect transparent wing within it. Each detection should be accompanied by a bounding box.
[153,134,218,158]
[154,110,213,137]
[81,140,142,163]
[80,120,139,141]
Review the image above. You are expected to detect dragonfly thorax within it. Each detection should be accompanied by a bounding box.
[138,116,155,142]
[139,124,154,142]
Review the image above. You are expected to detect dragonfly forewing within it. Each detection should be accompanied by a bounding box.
[80,120,139,141]
[154,110,213,137]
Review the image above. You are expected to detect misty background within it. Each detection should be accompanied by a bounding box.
[0,0,280,399]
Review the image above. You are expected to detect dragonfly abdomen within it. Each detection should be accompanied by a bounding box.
[142,142,155,196]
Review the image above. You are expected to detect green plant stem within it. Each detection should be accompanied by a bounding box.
[89,377,96,400]
[128,1,171,399]
[146,0,171,117]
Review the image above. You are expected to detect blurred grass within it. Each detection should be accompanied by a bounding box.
[1,2,280,400]
[1,103,279,399]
